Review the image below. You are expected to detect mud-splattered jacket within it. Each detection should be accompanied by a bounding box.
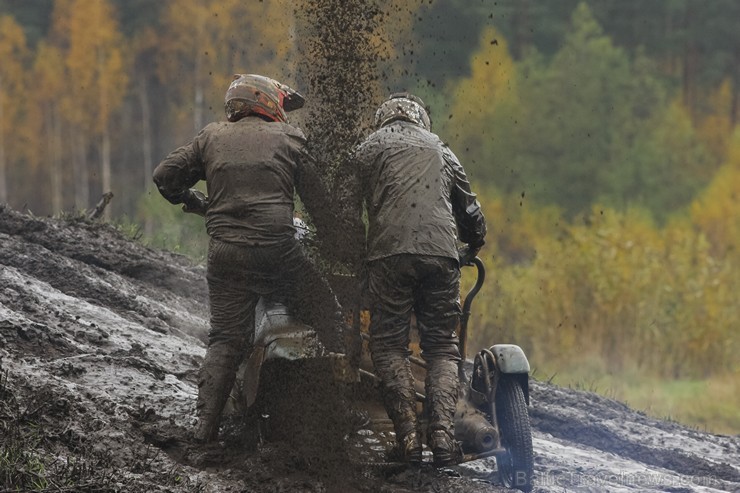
[338,121,487,262]
[153,116,330,246]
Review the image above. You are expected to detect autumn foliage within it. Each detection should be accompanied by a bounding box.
[467,194,739,380]
[0,1,738,384]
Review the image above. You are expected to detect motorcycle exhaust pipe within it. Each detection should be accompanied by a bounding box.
[456,411,498,453]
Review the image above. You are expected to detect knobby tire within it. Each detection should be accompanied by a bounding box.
[495,377,534,492]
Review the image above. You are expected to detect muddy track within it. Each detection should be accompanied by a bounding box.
[1,206,738,492]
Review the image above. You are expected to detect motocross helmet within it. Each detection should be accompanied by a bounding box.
[224,74,305,123]
[374,92,431,130]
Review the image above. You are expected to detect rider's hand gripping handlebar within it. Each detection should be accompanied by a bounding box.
[181,189,209,217]
[458,245,481,267]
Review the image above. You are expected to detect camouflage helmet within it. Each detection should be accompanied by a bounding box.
[374,92,431,130]
[224,74,305,123]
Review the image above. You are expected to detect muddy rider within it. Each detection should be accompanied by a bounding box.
[337,93,487,466]
[153,74,346,443]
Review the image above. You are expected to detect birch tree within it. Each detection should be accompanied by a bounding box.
[53,0,128,215]
[0,15,28,205]
[32,42,66,213]
[157,0,293,135]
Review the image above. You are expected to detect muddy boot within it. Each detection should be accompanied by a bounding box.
[429,429,463,467]
[397,430,423,464]
[425,358,461,466]
[382,397,422,464]
[373,355,420,464]
[193,352,240,443]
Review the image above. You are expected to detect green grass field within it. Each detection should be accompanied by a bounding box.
[538,361,740,436]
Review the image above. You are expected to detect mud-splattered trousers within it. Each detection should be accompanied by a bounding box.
[367,254,462,441]
[197,237,344,441]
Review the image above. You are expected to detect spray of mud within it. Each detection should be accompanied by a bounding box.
[294,0,384,175]
[235,2,387,489]
[245,2,437,489]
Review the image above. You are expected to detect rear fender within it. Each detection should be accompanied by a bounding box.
[490,344,530,405]
[240,298,356,410]
[254,299,323,361]
[240,299,323,408]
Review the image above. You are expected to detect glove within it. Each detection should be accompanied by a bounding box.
[458,244,481,266]
[181,189,208,217]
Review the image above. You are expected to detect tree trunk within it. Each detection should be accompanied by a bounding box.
[101,128,111,220]
[138,76,154,235]
[731,48,740,129]
[139,76,153,190]
[99,50,112,220]
[194,69,204,133]
[193,17,205,133]
[0,84,6,205]
[49,105,63,214]
[74,132,89,211]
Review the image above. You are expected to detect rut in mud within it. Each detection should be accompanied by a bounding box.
[1,205,738,493]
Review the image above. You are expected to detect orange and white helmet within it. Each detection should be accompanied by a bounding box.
[224,74,305,123]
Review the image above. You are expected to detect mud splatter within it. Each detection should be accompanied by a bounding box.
[295,0,384,175]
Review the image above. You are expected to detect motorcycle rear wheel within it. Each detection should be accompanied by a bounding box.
[495,377,534,492]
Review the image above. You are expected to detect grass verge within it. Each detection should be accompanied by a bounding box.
[540,358,740,436]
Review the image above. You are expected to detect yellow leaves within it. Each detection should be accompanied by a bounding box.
[696,79,734,162]
[158,0,209,75]
[443,26,518,177]
[690,130,740,258]
[0,14,30,157]
[0,15,29,110]
[156,0,297,132]
[53,0,128,133]
[467,27,516,103]
[33,42,64,99]
[0,15,27,60]
[210,0,295,72]
[468,188,739,379]
[449,26,517,135]
[22,41,64,169]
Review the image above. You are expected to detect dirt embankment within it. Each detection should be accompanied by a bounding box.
[1,206,738,492]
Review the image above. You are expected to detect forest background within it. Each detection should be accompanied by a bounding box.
[0,0,738,434]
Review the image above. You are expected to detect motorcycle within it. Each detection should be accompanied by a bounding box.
[238,248,534,491]
[185,197,533,491]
